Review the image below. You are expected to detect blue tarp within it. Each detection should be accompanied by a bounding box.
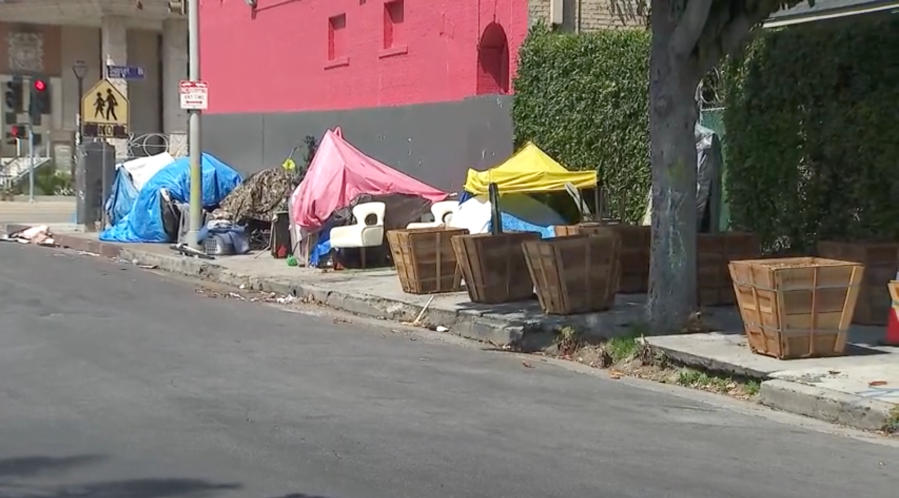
[105,168,139,226]
[100,153,242,243]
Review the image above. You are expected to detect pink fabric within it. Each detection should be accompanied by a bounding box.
[291,128,448,230]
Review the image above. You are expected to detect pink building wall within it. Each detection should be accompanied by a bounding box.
[199,0,528,114]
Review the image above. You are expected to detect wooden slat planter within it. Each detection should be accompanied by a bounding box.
[451,232,541,304]
[729,257,864,360]
[387,227,468,294]
[522,234,621,315]
[817,241,899,325]
[697,232,761,306]
[576,223,650,294]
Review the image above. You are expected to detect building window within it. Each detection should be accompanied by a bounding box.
[382,0,404,50]
[328,14,347,61]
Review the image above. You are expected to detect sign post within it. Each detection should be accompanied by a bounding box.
[186,0,204,250]
[81,79,129,228]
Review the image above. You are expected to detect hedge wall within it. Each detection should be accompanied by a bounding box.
[512,25,651,223]
[723,18,899,253]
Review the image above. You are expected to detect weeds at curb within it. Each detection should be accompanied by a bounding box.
[884,406,899,434]
[547,327,762,402]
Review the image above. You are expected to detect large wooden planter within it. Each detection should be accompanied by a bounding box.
[729,257,864,360]
[522,234,621,315]
[697,232,761,306]
[451,232,541,304]
[574,223,650,294]
[817,241,899,325]
[387,227,468,294]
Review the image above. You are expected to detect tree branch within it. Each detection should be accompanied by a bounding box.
[695,0,805,74]
[672,0,715,57]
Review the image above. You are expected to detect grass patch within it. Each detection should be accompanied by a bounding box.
[605,335,640,363]
[743,379,761,397]
[673,367,760,398]
[884,406,899,434]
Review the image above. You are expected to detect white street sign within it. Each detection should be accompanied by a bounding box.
[179,80,208,110]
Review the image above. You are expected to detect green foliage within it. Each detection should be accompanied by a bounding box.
[512,24,651,223]
[13,165,73,196]
[723,18,899,253]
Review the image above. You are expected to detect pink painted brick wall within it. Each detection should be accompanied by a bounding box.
[200,0,528,114]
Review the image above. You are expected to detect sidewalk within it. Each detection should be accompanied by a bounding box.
[8,225,899,432]
[0,197,78,229]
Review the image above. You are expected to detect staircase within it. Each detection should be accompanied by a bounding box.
[0,156,53,188]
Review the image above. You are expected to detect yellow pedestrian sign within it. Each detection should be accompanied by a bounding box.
[81,79,129,139]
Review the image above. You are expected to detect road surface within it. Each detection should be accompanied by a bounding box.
[0,243,896,498]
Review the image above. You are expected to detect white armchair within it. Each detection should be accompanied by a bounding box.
[406,200,459,230]
[329,201,386,268]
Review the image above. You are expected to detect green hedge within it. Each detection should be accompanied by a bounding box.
[723,18,899,253]
[512,25,651,223]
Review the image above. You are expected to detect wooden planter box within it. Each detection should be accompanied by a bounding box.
[451,232,541,304]
[574,223,650,294]
[817,241,899,325]
[729,257,864,360]
[697,232,761,306]
[387,227,468,294]
[522,234,621,315]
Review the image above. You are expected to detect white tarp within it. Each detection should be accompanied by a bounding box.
[121,152,175,191]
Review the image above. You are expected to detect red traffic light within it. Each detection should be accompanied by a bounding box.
[33,79,46,92]
[9,125,21,137]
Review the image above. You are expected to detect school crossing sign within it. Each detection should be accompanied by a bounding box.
[81,79,130,139]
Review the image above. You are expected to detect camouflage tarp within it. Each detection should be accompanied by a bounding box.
[214,167,294,223]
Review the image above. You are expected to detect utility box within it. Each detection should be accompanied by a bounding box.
[75,141,115,231]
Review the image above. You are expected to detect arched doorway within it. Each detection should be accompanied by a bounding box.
[476,22,509,95]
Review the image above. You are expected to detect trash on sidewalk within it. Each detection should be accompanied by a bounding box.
[1,225,57,246]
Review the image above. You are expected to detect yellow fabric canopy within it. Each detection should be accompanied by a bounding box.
[463,142,597,195]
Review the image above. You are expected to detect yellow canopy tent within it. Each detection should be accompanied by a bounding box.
[463,142,597,195]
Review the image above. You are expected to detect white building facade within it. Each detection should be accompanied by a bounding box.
[0,0,187,167]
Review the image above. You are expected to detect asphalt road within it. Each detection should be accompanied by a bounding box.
[0,243,896,498]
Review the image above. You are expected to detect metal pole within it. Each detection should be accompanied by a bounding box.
[28,124,34,203]
[101,142,108,229]
[75,76,84,146]
[187,0,203,250]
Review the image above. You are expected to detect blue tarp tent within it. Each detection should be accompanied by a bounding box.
[100,153,242,243]
[106,168,139,226]
[104,153,176,226]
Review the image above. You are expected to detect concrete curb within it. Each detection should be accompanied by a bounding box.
[9,223,898,432]
[7,224,651,349]
[643,337,897,432]
[647,342,771,379]
[9,225,531,347]
[759,379,896,432]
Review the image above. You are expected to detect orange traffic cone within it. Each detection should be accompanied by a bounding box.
[886,280,899,346]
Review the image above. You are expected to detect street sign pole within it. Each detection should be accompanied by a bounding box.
[101,142,108,228]
[27,123,34,203]
[187,0,203,250]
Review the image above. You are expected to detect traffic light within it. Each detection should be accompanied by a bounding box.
[29,77,50,126]
[4,124,25,145]
[4,77,23,113]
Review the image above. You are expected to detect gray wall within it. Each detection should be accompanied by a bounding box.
[202,95,515,192]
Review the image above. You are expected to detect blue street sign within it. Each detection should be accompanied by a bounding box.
[106,65,145,80]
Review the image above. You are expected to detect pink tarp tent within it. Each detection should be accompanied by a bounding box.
[290,128,448,230]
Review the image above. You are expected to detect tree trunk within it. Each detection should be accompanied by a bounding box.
[647,4,701,332]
